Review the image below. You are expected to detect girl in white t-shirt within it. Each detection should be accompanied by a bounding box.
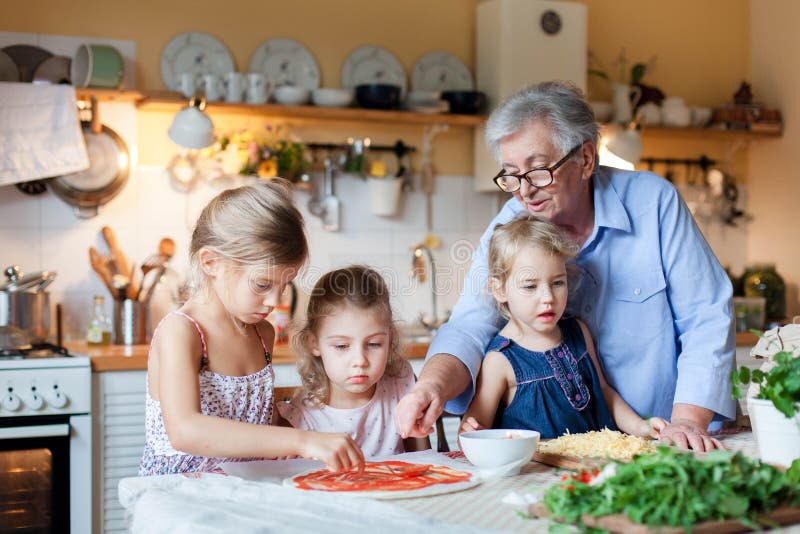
[279,265,430,458]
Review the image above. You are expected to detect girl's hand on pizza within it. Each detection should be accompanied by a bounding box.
[303,432,365,472]
[458,416,483,435]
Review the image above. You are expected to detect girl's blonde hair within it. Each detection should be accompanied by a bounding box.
[294,265,403,407]
[488,215,579,319]
[188,179,308,296]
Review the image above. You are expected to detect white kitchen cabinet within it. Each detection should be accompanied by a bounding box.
[92,370,147,534]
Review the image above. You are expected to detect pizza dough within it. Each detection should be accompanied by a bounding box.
[283,460,480,500]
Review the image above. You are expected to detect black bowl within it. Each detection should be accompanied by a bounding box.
[441,90,486,115]
[355,84,402,110]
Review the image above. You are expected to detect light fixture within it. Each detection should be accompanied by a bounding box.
[599,122,643,170]
[168,92,214,149]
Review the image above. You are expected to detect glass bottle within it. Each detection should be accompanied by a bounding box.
[743,264,786,323]
[86,295,112,346]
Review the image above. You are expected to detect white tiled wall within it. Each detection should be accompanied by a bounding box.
[0,95,498,339]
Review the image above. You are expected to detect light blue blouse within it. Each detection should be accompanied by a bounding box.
[428,166,736,424]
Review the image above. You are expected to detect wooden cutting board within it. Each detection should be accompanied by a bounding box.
[529,502,800,533]
[532,450,607,471]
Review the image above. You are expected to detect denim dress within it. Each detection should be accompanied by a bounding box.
[490,317,616,439]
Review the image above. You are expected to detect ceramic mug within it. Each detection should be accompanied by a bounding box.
[179,72,197,98]
[71,43,124,88]
[202,74,223,102]
[224,72,245,103]
[246,73,271,104]
[661,97,691,127]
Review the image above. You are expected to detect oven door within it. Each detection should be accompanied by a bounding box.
[0,414,74,534]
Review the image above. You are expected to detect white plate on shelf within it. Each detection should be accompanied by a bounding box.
[411,51,473,91]
[160,32,235,91]
[341,45,407,97]
[249,38,320,90]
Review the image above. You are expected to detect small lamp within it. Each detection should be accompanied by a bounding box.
[168,93,214,149]
[599,123,643,170]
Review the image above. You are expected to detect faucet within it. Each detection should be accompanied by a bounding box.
[307,153,342,231]
[410,243,448,332]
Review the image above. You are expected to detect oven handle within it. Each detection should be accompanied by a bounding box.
[0,423,70,439]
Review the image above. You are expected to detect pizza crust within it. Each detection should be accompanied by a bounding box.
[283,462,481,500]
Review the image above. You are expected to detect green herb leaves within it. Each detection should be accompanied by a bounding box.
[543,447,800,531]
[731,348,800,419]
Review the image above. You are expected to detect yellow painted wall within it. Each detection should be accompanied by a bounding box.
[5,0,750,177]
[748,0,800,317]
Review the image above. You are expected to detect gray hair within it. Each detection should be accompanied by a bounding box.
[485,81,599,162]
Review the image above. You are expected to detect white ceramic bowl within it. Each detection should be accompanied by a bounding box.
[406,90,441,106]
[273,85,311,106]
[459,429,540,474]
[312,88,354,108]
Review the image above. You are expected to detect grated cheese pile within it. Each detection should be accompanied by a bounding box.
[537,428,656,461]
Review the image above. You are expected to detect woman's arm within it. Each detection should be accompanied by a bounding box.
[577,321,666,438]
[459,351,514,434]
[153,316,363,471]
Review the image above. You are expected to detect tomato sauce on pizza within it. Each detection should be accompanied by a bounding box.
[292,461,472,492]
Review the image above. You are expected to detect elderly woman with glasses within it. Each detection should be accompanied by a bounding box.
[395,81,735,452]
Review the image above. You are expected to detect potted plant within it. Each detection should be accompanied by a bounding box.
[731,327,800,467]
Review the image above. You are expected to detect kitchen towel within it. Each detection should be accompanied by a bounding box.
[0,82,89,186]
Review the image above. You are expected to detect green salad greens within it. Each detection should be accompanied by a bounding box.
[543,446,800,532]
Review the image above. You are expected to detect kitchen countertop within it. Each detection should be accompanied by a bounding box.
[65,340,430,372]
[67,332,759,372]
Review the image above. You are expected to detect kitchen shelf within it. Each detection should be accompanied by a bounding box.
[136,90,485,127]
[76,89,782,137]
[76,88,144,103]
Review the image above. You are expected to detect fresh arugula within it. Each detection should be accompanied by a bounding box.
[731,334,800,419]
[543,447,800,531]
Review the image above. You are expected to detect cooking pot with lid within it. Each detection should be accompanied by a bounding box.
[0,265,57,344]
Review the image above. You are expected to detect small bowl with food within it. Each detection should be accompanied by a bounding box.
[459,429,540,476]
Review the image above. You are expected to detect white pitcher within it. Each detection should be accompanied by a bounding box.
[611,83,642,124]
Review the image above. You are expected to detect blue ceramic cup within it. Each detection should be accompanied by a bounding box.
[71,43,124,88]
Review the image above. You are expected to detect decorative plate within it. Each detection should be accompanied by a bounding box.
[160,32,235,91]
[341,45,407,97]
[33,56,71,85]
[0,50,20,82]
[248,38,320,90]
[411,51,473,92]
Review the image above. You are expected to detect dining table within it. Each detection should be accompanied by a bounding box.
[118,430,800,533]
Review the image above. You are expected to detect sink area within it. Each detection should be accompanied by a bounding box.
[400,325,434,345]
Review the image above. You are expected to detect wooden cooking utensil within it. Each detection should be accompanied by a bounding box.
[89,246,115,295]
[101,226,131,278]
[158,237,176,261]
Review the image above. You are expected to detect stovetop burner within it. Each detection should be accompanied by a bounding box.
[0,343,72,360]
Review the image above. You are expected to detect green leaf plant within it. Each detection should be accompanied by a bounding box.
[731,330,800,419]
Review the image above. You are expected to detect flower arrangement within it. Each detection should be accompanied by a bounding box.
[201,124,309,181]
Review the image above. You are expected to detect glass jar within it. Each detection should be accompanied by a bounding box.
[743,264,786,322]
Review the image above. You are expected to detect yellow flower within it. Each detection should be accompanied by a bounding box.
[258,159,278,178]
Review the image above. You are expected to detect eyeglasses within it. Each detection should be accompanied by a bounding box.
[492,143,584,193]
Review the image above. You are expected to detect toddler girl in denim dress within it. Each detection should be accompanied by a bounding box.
[460,215,667,439]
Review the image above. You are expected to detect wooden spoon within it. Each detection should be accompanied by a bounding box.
[89,246,115,295]
[102,226,131,278]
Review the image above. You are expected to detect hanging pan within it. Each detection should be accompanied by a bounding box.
[49,97,130,218]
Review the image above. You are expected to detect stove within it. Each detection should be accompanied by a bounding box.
[0,343,91,533]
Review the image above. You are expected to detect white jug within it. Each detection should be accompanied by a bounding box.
[611,83,642,124]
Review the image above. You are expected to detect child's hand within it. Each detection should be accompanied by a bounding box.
[458,416,484,435]
[303,432,365,472]
[643,417,669,439]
